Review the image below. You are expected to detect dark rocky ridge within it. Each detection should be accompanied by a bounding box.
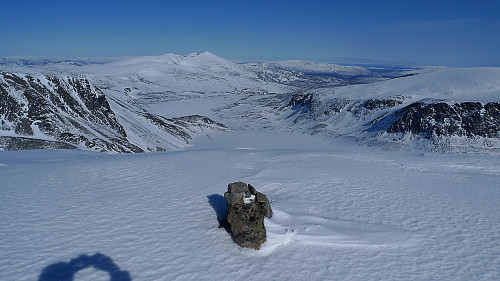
[287,94,405,122]
[288,93,313,108]
[0,136,78,150]
[0,72,140,153]
[285,94,500,152]
[387,101,500,139]
[0,72,227,153]
[362,98,403,111]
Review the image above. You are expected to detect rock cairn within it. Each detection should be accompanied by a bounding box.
[222,182,272,249]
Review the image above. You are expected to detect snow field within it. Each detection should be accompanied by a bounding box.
[1,132,499,280]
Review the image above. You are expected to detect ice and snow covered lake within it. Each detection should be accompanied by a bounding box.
[1,131,499,280]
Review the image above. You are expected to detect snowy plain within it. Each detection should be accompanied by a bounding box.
[1,131,499,280]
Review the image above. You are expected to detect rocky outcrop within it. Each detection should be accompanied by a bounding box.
[0,136,77,150]
[223,182,272,250]
[288,94,313,110]
[282,93,500,152]
[362,98,403,111]
[0,72,227,153]
[0,72,138,152]
[387,101,500,138]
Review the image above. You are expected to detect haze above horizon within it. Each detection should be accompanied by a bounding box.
[1,0,499,67]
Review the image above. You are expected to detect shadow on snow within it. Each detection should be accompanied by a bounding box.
[38,253,131,281]
[207,194,227,224]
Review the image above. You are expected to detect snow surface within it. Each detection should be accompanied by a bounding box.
[243,194,255,204]
[4,53,500,153]
[1,131,499,280]
[2,53,500,278]
[311,67,500,103]
[262,60,372,76]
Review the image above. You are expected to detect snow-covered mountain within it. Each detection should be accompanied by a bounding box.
[0,52,333,153]
[255,60,419,84]
[2,53,500,281]
[1,52,500,154]
[284,67,500,153]
[0,72,227,153]
[262,60,372,76]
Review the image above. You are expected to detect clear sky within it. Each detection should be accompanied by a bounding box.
[1,0,499,66]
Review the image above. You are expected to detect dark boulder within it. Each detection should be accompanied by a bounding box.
[223,182,272,249]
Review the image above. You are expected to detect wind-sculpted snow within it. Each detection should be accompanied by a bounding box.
[2,53,500,280]
[253,209,411,257]
[1,132,499,280]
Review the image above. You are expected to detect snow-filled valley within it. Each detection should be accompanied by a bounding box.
[1,131,500,280]
[1,52,500,280]
[2,52,500,154]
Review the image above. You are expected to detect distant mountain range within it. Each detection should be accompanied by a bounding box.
[1,52,499,154]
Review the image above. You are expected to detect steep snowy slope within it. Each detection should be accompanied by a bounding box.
[0,72,227,153]
[0,52,333,153]
[281,67,500,153]
[2,52,500,154]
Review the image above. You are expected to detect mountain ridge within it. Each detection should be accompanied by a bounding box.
[1,53,500,154]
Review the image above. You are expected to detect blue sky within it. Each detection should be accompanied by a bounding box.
[1,0,499,66]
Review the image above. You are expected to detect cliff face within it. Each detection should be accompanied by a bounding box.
[387,102,500,139]
[0,72,226,153]
[0,72,135,152]
[284,93,500,153]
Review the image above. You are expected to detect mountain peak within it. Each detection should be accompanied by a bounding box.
[184,51,222,60]
[185,51,217,57]
[180,51,234,68]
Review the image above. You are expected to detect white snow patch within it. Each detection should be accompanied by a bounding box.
[243,194,255,204]
[246,209,412,257]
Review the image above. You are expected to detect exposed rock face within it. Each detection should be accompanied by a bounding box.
[283,94,500,152]
[0,72,138,153]
[223,182,272,250]
[387,101,500,138]
[0,136,77,150]
[288,94,313,111]
[362,98,403,111]
[0,72,227,153]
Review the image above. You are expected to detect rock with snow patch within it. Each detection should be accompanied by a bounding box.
[288,93,314,109]
[223,182,272,249]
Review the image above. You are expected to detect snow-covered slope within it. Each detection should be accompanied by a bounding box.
[0,71,227,153]
[1,52,500,154]
[81,51,294,94]
[0,52,284,152]
[256,60,420,85]
[264,60,372,76]
[1,132,499,280]
[283,67,500,153]
[0,52,330,153]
